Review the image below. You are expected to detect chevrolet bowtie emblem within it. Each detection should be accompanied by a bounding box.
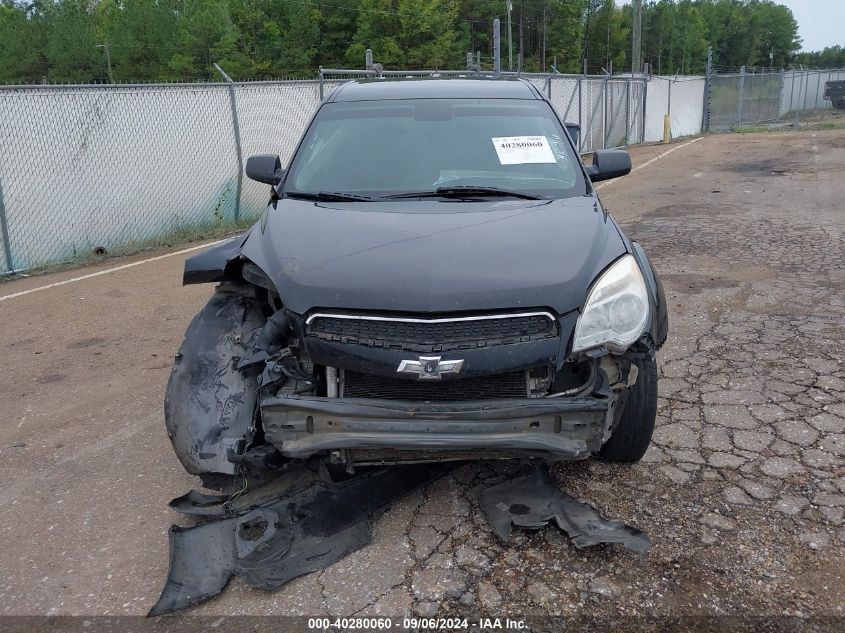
[397,355,464,380]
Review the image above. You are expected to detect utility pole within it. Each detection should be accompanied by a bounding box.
[96,44,113,84]
[605,0,611,72]
[542,0,546,72]
[506,1,513,72]
[582,0,594,73]
[519,1,524,74]
[631,0,642,75]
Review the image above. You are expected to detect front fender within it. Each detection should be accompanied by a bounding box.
[183,231,251,285]
[630,241,668,350]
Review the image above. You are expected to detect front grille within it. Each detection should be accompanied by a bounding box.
[341,371,528,401]
[307,313,557,353]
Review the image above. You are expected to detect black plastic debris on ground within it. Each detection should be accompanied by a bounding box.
[149,461,446,615]
[151,461,650,615]
[478,463,651,554]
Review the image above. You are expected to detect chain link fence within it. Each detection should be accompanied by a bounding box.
[0,71,648,275]
[707,68,845,131]
[0,80,324,274]
[709,70,781,130]
[781,68,845,115]
[2,65,844,275]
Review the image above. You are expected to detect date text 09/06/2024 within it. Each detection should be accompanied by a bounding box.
[307,617,527,630]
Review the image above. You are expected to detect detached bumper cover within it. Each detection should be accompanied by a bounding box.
[261,395,617,459]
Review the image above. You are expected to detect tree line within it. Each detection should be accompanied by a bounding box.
[0,0,826,84]
[794,46,845,70]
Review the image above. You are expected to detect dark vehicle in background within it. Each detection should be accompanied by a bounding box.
[164,78,668,484]
[824,80,845,110]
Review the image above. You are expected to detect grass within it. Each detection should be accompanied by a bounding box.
[730,108,845,133]
[1,216,257,283]
[811,121,845,130]
[734,125,772,134]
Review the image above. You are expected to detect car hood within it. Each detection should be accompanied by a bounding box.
[240,196,626,316]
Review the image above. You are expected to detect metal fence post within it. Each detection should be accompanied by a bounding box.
[625,79,631,146]
[703,46,713,131]
[737,65,746,125]
[776,68,785,119]
[748,70,754,122]
[0,175,13,273]
[801,71,810,111]
[788,68,795,114]
[602,77,609,149]
[605,79,613,148]
[642,68,649,144]
[797,70,804,112]
[577,77,583,151]
[214,63,244,221]
[493,19,501,75]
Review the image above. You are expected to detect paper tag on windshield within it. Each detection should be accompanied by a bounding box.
[492,136,556,165]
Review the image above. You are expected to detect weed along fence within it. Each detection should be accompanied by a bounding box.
[0,67,842,274]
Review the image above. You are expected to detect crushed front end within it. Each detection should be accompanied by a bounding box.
[256,309,641,466]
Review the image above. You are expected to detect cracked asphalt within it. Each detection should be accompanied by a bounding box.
[1,125,843,626]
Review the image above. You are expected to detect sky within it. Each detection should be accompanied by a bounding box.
[778,0,844,51]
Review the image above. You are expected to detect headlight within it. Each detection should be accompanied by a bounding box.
[241,261,276,292]
[572,255,649,353]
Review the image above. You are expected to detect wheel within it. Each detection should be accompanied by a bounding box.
[597,357,658,462]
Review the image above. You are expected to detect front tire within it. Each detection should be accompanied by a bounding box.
[597,357,658,462]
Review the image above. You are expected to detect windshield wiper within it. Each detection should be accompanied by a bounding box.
[285,191,376,202]
[381,186,542,200]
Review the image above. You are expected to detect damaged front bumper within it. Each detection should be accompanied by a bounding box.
[261,393,621,462]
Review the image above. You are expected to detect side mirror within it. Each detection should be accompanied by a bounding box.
[586,149,632,182]
[245,154,283,185]
[565,123,580,149]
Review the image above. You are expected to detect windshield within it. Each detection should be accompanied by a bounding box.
[284,97,586,200]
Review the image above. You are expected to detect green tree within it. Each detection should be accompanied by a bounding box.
[347,0,403,67]
[752,0,800,68]
[315,0,361,68]
[0,2,46,83]
[0,0,811,82]
[44,0,100,82]
[795,46,845,69]
[169,0,246,80]
[93,0,179,81]
[584,0,628,73]
[546,0,587,73]
[397,0,463,68]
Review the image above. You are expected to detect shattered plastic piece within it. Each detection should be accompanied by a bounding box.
[150,462,444,615]
[478,464,651,554]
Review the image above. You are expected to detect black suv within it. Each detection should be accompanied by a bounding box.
[165,77,668,482]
